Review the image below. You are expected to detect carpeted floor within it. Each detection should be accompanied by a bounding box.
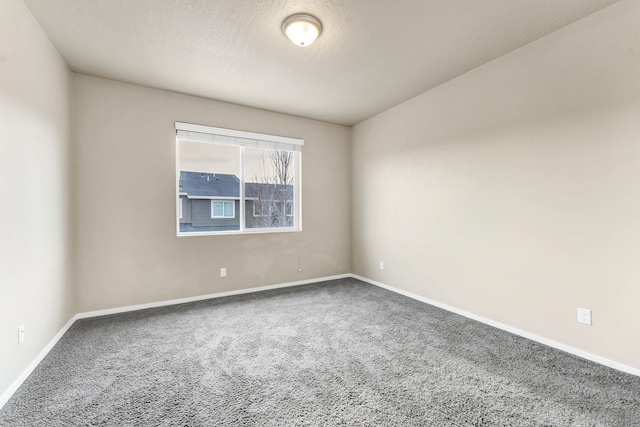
[1,277,639,426]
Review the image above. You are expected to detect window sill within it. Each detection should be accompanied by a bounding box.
[177,227,302,237]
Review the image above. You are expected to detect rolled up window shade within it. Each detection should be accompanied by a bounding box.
[176,122,303,152]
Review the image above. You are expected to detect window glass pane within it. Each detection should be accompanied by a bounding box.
[213,202,223,217]
[244,147,296,229]
[223,201,233,217]
[178,141,240,233]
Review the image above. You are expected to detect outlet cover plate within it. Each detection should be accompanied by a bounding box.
[220,268,227,278]
[18,325,25,344]
[577,308,592,325]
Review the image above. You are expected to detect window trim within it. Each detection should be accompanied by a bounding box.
[176,122,303,236]
[211,200,235,218]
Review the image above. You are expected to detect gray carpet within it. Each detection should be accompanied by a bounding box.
[1,278,639,426]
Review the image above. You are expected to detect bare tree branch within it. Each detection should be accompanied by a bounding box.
[249,149,294,228]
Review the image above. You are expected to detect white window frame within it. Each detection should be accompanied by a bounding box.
[179,197,183,219]
[211,200,235,218]
[176,122,303,236]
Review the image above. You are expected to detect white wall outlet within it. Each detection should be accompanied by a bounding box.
[18,325,25,344]
[379,261,384,270]
[577,308,592,325]
[220,267,227,278]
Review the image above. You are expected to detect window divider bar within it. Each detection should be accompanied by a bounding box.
[239,146,245,232]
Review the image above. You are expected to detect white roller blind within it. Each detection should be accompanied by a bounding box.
[176,122,304,152]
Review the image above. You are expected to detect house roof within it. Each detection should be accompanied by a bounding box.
[179,171,293,201]
[179,172,240,198]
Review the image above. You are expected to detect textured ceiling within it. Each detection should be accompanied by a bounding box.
[24,0,619,126]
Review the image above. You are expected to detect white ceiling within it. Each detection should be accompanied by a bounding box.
[24,0,619,126]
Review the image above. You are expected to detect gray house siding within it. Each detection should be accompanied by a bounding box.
[191,199,240,230]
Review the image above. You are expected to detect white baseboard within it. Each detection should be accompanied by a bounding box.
[3,272,637,411]
[75,273,351,319]
[351,274,640,377]
[0,316,76,410]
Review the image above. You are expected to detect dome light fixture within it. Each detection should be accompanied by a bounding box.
[282,13,322,47]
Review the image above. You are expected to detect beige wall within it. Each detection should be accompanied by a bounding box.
[0,0,74,397]
[352,0,640,370]
[73,75,351,312]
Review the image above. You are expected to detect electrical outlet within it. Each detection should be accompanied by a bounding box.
[220,267,226,278]
[577,308,592,325]
[18,325,25,344]
[379,261,384,270]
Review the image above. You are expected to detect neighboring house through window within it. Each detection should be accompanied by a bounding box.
[176,122,303,235]
[253,202,267,217]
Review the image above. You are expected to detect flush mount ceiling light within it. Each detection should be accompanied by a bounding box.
[282,13,322,47]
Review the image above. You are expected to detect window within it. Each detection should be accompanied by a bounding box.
[176,122,303,235]
[212,200,234,218]
[253,202,268,217]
